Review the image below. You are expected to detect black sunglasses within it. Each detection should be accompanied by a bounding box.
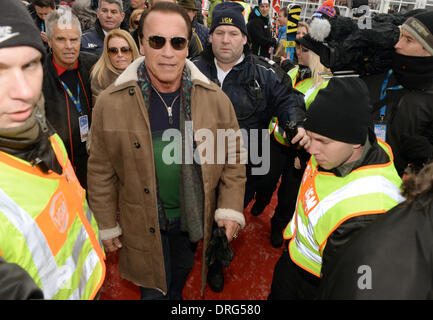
[146,35,188,50]
[108,46,132,55]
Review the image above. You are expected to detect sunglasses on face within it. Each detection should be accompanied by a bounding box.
[108,46,132,55]
[146,35,188,51]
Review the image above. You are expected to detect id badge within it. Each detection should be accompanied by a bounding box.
[374,123,387,142]
[78,115,89,142]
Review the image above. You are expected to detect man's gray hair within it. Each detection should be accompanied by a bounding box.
[98,0,123,12]
[46,6,82,40]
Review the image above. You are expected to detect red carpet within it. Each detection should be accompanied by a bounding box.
[99,191,283,300]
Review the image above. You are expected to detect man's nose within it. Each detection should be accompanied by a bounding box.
[10,70,35,101]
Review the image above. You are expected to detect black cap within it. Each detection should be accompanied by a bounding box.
[210,2,248,36]
[0,0,46,60]
[304,77,372,144]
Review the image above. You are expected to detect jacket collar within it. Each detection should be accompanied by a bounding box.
[114,56,212,87]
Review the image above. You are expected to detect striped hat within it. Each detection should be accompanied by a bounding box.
[401,10,433,56]
[312,0,336,19]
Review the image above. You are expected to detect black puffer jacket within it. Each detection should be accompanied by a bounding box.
[319,191,433,299]
[246,7,277,58]
[192,46,305,133]
[42,52,97,189]
[0,257,44,300]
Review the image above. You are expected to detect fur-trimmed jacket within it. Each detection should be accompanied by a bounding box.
[87,56,246,295]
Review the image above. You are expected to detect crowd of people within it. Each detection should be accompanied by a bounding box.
[1,0,433,301]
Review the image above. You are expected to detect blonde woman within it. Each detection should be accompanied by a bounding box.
[129,8,145,47]
[129,8,144,31]
[90,29,140,106]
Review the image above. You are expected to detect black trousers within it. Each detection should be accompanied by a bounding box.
[268,242,321,300]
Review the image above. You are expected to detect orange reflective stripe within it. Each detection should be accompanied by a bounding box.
[49,136,106,298]
[0,151,58,179]
[299,163,319,217]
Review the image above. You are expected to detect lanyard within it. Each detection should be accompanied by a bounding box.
[379,69,403,119]
[60,81,82,115]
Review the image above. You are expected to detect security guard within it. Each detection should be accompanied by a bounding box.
[269,77,404,300]
[0,0,105,300]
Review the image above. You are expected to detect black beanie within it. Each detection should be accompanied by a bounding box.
[0,0,46,60]
[304,77,372,144]
[210,2,248,36]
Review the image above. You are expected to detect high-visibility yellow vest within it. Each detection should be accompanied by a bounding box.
[232,1,251,24]
[294,77,329,110]
[268,68,329,146]
[283,140,404,277]
[0,134,105,300]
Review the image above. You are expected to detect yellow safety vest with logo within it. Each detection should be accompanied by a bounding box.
[283,139,404,277]
[0,134,106,300]
[268,67,329,146]
[232,1,251,24]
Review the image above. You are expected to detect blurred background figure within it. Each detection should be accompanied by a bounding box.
[129,8,145,50]
[247,0,277,59]
[124,0,147,30]
[91,29,140,105]
[81,0,128,57]
[28,0,56,51]
[72,0,98,32]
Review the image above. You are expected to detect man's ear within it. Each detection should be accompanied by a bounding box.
[139,38,145,56]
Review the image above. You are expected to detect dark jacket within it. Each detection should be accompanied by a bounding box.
[80,19,129,57]
[363,71,433,175]
[42,52,97,189]
[28,4,51,53]
[319,192,433,299]
[246,7,276,58]
[193,20,209,50]
[188,32,202,60]
[0,257,44,300]
[192,46,305,133]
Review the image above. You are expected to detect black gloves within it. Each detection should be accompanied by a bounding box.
[283,120,299,144]
[205,227,234,268]
[400,134,433,166]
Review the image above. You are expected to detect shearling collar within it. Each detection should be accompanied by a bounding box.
[114,56,211,87]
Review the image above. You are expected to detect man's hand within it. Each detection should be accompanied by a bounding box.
[102,237,123,253]
[291,127,310,149]
[40,31,49,43]
[217,219,241,243]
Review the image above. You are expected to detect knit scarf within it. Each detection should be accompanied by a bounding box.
[137,62,205,242]
[392,52,433,90]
